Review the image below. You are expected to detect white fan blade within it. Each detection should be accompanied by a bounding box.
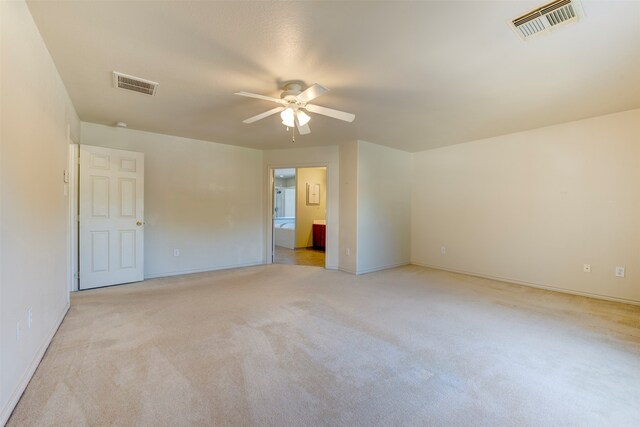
[296,83,329,103]
[242,106,285,124]
[297,122,311,135]
[305,104,355,122]
[235,91,285,104]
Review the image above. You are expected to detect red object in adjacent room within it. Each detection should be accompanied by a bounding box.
[313,224,326,250]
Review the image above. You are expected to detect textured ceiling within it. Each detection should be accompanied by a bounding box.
[27,1,640,152]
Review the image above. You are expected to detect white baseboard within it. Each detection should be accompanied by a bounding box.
[143,261,265,280]
[338,267,357,274]
[356,261,410,275]
[1,302,70,426]
[412,262,640,306]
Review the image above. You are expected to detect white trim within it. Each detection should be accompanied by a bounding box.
[412,262,640,306]
[143,261,265,280]
[356,262,410,275]
[0,303,70,425]
[264,168,274,265]
[265,169,274,264]
[67,141,79,292]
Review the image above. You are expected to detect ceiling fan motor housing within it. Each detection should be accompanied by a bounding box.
[281,82,304,103]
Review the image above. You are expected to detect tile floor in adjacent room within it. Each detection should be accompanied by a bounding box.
[274,246,325,267]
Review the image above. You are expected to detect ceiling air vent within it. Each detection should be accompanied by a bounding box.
[511,0,584,40]
[112,72,159,96]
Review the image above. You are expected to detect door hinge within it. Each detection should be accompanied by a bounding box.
[74,272,79,279]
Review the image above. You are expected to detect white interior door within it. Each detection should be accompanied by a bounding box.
[79,145,144,289]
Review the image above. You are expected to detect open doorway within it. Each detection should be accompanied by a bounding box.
[273,167,326,267]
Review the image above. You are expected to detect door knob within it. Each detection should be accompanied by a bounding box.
[136,220,145,226]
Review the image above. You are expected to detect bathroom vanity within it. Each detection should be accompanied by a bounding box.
[312,220,326,250]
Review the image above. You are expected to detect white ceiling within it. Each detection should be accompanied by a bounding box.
[27,1,640,152]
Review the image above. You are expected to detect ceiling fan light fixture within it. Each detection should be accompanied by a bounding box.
[296,110,311,126]
[236,82,355,135]
[280,108,295,127]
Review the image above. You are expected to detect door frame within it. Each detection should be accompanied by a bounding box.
[67,128,79,292]
[266,163,329,268]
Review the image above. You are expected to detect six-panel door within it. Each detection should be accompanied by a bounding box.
[79,145,144,289]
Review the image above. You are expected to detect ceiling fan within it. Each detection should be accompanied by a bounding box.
[235,81,355,135]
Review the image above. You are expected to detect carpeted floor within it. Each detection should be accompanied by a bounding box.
[8,265,640,426]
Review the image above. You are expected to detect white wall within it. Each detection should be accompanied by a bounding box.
[263,146,339,269]
[357,141,411,274]
[1,1,80,422]
[295,167,326,248]
[81,123,264,278]
[411,109,640,303]
[338,141,358,273]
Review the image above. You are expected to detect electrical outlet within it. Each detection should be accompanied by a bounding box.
[28,308,33,328]
[16,321,21,342]
[583,264,591,273]
[173,249,180,257]
[440,246,447,255]
[615,266,625,278]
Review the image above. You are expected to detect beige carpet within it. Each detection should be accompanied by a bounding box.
[8,265,640,426]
